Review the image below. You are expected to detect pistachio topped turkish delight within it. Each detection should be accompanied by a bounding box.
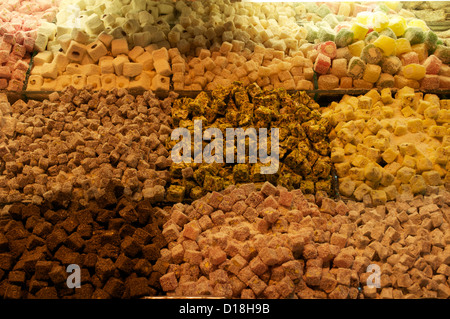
[168,82,333,201]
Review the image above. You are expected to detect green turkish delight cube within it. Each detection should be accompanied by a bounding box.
[335,28,354,48]
[225,109,239,126]
[172,108,189,126]
[251,163,266,182]
[247,83,262,98]
[166,185,185,202]
[284,149,305,172]
[238,113,253,127]
[304,121,329,143]
[424,30,438,53]
[312,156,332,179]
[277,173,294,190]
[190,186,205,200]
[204,107,217,124]
[300,180,315,194]
[234,89,250,107]
[170,163,185,179]
[294,105,312,122]
[255,106,273,125]
[379,27,397,40]
[203,174,224,192]
[233,164,250,182]
[403,27,425,46]
[306,150,320,166]
[297,140,312,156]
[298,159,312,177]
[318,27,336,42]
[315,179,332,195]
[364,31,379,44]
[313,140,331,156]
[290,123,307,139]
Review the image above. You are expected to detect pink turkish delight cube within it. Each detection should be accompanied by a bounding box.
[0,8,12,23]
[25,30,37,39]
[400,51,419,66]
[314,53,331,75]
[0,23,15,36]
[23,36,35,52]
[420,75,440,90]
[422,55,442,75]
[3,33,14,45]
[12,69,26,82]
[209,246,227,265]
[0,40,12,52]
[14,60,28,72]
[278,189,293,207]
[12,44,25,57]
[0,66,11,79]
[353,4,371,16]
[0,50,9,63]
[22,19,38,32]
[7,79,23,91]
[14,31,25,45]
[317,41,337,59]
[182,221,201,240]
[10,23,22,32]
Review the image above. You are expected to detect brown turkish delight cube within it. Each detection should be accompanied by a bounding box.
[210,210,225,225]
[259,247,279,266]
[95,258,116,282]
[207,191,224,209]
[134,259,153,277]
[162,224,180,243]
[171,244,185,264]
[184,250,203,265]
[248,275,267,296]
[245,192,264,208]
[304,266,322,286]
[115,254,135,274]
[127,277,151,298]
[121,236,141,258]
[209,246,227,266]
[249,256,268,276]
[182,221,201,240]
[170,210,189,227]
[48,265,67,285]
[103,277,125,298]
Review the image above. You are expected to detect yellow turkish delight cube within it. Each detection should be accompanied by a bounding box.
[402,63,426,81]
[348,40,366,57]
[382,147,399,164]
[401,106,415,117]
[395,38,412,56]
[351,23,369,41]
[373,35,396,56]
[407,118,423,133]
[428,125,446,138]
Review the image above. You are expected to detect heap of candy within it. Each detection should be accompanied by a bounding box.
[303,3,450,90]
[158,182,450,299]
[0,198,170,299]
[0,88,176,206]
[22,0,450,92]
[321,86,450,204]
[166,82,333,202]
[0,0,60,90]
